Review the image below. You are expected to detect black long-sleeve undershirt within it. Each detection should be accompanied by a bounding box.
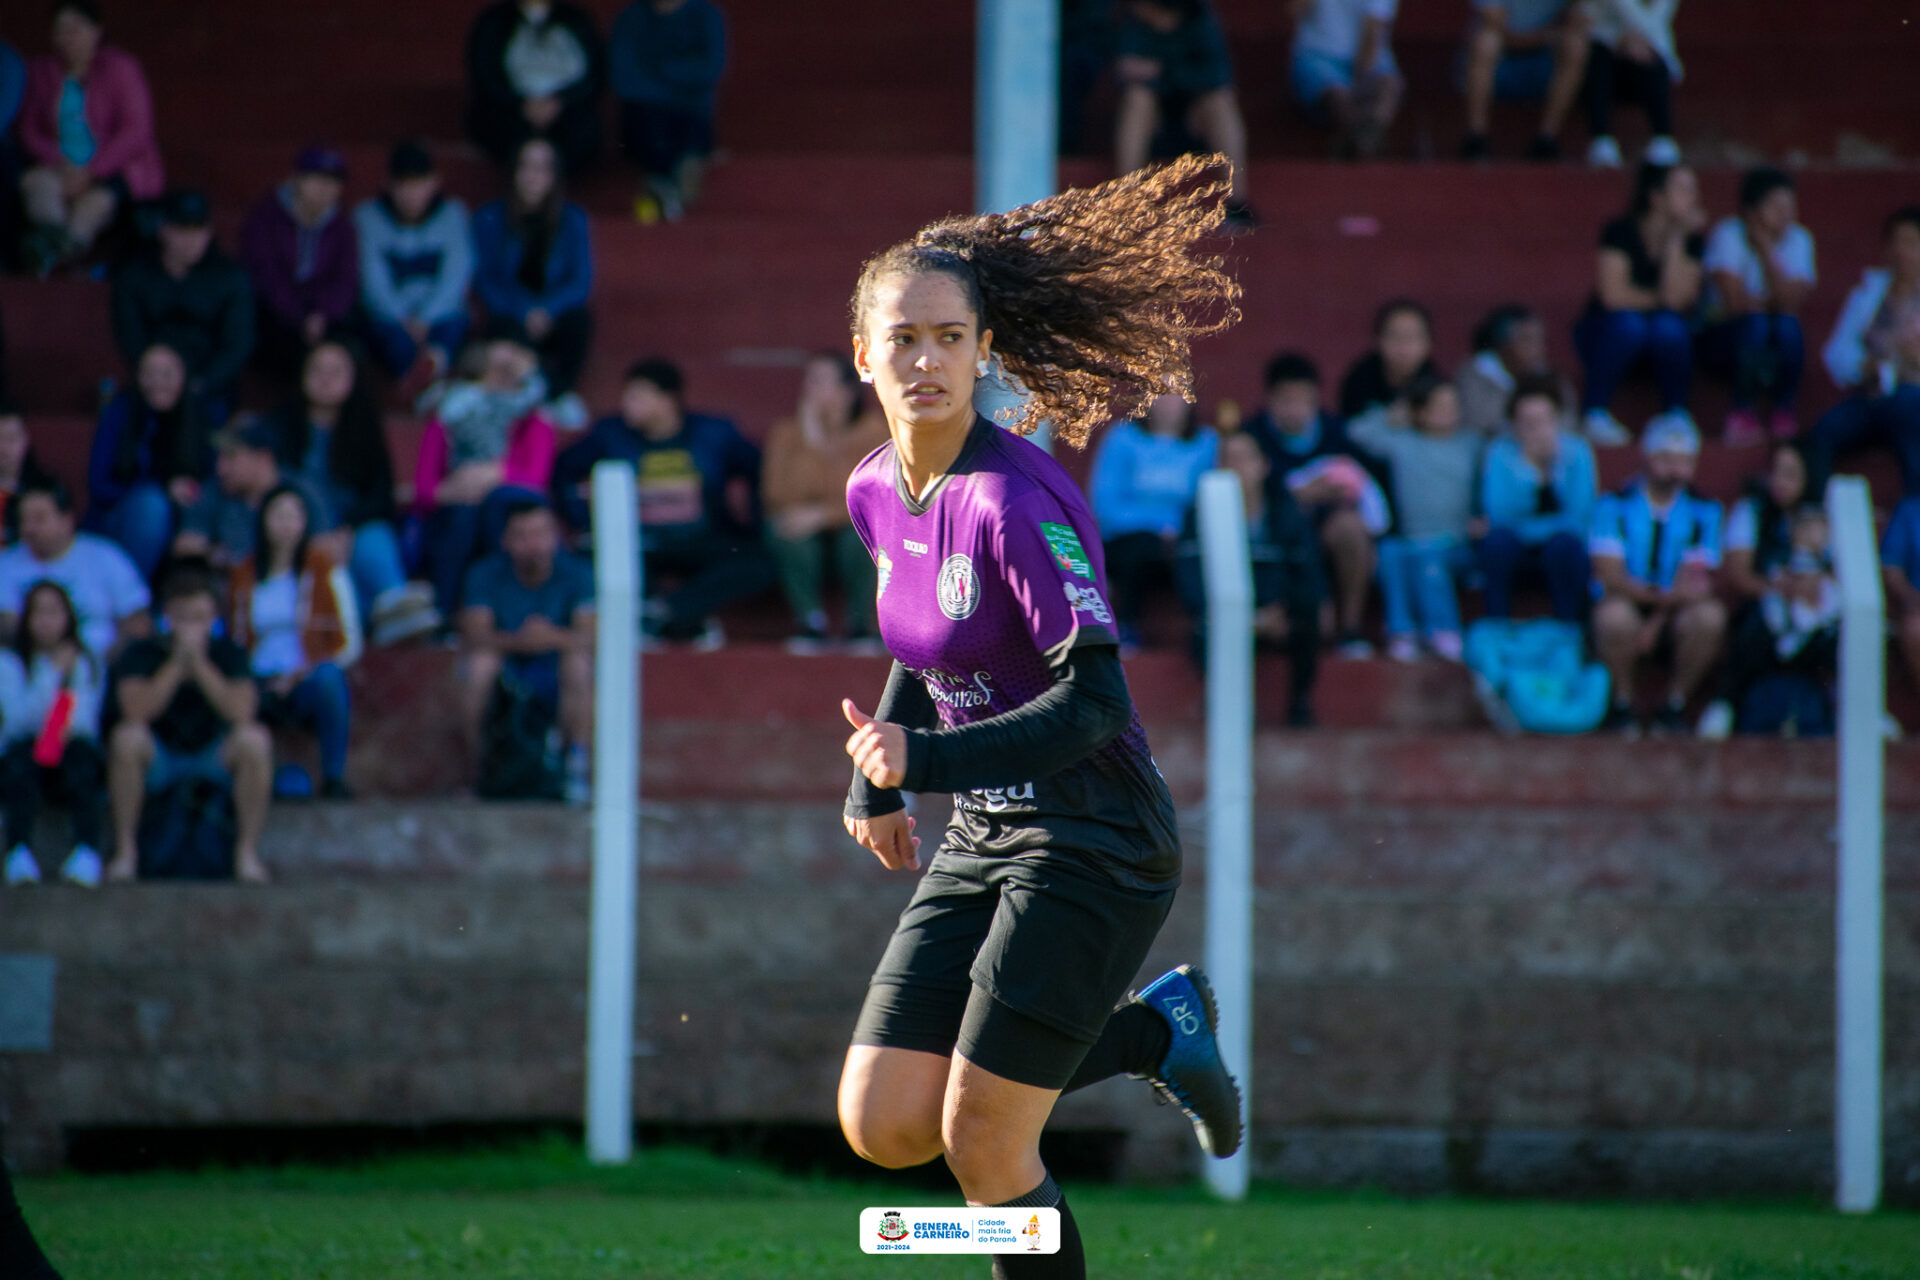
[843,644,1132,820]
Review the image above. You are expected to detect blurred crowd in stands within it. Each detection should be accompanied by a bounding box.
[0,0,1913,889]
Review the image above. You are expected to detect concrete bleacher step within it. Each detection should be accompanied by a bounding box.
[313,645,1920,801]
[9,158,1917,453]
[104,0,1920,162]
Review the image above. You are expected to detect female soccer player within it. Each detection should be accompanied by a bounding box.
[835,154,1243,1279]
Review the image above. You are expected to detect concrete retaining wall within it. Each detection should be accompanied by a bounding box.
[3,735,1918,1197]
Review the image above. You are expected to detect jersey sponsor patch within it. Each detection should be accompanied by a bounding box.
[1063,581,1113,626]
[1040,522,1093,580]
[875,549,893,600]
[938,554,980,620]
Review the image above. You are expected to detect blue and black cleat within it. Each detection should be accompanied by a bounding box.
[1132,964,1243,1158]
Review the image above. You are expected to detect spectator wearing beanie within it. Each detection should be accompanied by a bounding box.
[240,146,359,383]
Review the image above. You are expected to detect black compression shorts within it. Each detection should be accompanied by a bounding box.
[849,846,1175,1090]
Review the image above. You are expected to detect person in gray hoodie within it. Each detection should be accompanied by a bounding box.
[353,141,473,380]
[1348,371,1485,661]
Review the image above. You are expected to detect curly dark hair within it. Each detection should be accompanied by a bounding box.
[849,153,1242,449]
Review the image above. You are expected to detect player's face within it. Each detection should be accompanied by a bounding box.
[854,271,992,435]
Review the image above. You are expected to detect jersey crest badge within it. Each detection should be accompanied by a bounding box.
[1041,522,1093,580]
[937,554,979,620]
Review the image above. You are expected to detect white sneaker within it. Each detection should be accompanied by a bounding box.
[4,844,40,886]
[1587,135,1624,168]
[1387,635,1421,663]
[690,621,727,653]
[60,844,102,888]
[1697,699,1735,741]
[1644,135,1682,165]
[1428,630,1465,663]
[1583,408,1633,448]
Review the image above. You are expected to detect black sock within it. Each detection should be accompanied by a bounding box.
[1060,1002,1170,1095]
[989,1175,1085,1280]
[0,1159,60,1279]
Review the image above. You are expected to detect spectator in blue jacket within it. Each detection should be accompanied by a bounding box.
[550,358,771,647]
[472,138,594,398]
[1883,496,1920,712]
[354,141,473,381]
[1089,391,1217,647]
[1477,374,1596,622]
[609,0,726,223]
[1589,411,1725,735]
[85,342,212,578]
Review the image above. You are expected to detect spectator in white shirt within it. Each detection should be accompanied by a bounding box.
[1290,0,1402,159]
[1699,168,1815,447]
[0,481,150,661]
[1583,0,1682,168]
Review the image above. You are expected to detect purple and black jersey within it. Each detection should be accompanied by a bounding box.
[847,418,1181,887]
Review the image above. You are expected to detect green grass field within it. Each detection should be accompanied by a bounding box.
[16,1139,1919,1279]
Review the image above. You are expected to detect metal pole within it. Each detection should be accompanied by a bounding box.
[586,461,641,1165]
[976,0,1060,213]
[1827,475,1884,1212]
[1196,470,1253,1200]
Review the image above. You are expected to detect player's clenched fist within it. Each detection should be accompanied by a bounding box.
[842,698,909,789]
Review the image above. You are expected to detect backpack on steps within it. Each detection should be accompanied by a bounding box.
[1465,619,1612,735]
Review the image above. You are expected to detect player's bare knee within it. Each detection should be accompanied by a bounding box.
[839,1106,937,1169]
[941,1105,1024,1188]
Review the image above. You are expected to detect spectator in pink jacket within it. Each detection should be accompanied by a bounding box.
[17,1,162,273]
[414,329,558,617]
[239,146,359,383]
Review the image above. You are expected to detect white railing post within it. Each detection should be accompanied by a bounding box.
[1827,474,1884,1213]
[976,0,1059,214]
[586,461,641,1165]
[1196,470,1253,1200]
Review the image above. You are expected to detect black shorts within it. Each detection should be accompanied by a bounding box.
[850,846,1175,1090]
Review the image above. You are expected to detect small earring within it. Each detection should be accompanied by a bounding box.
[858,370,874,384]
[975,359,991,379]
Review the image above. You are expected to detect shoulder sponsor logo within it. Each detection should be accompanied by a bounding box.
[875,549,893,600]
[937,554,979,620]
[1063,581,1113,626]
[1040,521,1093,580]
